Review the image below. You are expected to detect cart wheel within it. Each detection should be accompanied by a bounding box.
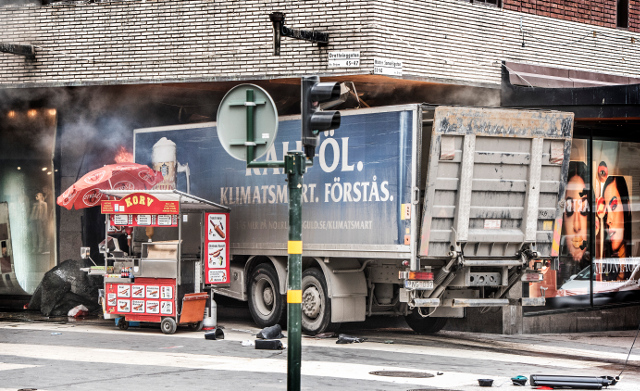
[160,317,177,334]
[117,318,129,330]
[188,321,203,331]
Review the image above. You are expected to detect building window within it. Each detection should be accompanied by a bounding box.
[617,0,629,28]
[470,0,502,7]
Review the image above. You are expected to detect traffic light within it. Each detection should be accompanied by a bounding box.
[301,76,341,159]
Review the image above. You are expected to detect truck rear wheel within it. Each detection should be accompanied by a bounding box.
[301,268,338,335]
[405,310,448,334]
[248,264,286,328]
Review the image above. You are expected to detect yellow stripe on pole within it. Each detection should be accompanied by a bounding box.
[287,290,302,303]
[288,240,302,254]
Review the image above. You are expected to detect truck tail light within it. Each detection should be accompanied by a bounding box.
[408,271,434,281]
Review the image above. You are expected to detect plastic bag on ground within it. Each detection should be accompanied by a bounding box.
[29,259,102,317]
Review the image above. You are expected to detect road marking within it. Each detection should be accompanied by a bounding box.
[0,362,39,371]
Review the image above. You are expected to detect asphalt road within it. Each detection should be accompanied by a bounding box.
[1,304,639,391]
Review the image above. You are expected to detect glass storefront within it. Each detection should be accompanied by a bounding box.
[0,108,57,295]
[528,138,640,310]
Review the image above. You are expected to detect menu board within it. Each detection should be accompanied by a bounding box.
[108,214,178,227]
[105,278,175,317]
[205,213,230,285]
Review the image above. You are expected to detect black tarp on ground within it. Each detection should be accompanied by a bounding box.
[29,259,102,316]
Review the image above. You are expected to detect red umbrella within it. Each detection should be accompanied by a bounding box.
[56,163,164,210]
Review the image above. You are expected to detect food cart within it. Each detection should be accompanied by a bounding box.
[89,190,230,334]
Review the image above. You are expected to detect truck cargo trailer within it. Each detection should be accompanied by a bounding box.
[134,104,574,334]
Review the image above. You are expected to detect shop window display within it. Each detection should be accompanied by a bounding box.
[529,139,640,310]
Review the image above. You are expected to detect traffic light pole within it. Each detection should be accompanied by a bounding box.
[285,151,305,391]
[236,75,340,390]
[237,88,306,391]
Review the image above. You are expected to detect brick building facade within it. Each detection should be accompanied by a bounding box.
[1,0,640,89]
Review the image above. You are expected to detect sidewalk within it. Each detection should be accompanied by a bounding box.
[440,329,640,367]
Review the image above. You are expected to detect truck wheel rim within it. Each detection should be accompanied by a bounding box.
[302,286,321,318]
[254,277,275,316]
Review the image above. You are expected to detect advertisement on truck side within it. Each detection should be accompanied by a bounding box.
[134,106,418,256]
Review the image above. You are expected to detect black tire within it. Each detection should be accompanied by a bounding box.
[248,263,286,328]
[404,309,448,334]
[301,268,339,335]
[161,317,177,334]
[188,321,203,331]
[117,318,129,330]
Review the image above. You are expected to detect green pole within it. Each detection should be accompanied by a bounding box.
[285,151,305,391]
[238,88,304,390]
[246,89,256,164]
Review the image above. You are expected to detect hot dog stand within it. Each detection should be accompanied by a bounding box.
[92,190,230,334]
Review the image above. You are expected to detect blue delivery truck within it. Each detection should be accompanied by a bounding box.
[134,104,574,334]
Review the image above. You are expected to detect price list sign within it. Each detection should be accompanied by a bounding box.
[205,212,230,285]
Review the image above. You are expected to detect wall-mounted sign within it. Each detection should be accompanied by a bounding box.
[374,57,403,76]
[328,51,360,68]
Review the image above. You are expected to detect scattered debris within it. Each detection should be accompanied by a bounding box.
[383,340,394,344]
[437,372,443,375]
[50,332,61,336]
[255,339,284,350]
[204,328,224,340]
[477,378,493,387]
[256,324,284,339]
[67,304,89,318]
[241,340,255,347]
[336,334,366,344]
[511,375,527,386]
[530,374,617,389]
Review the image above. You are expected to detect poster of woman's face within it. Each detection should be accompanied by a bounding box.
[601,175,632,259]
[538,140,640,304]
[563,161,590,263]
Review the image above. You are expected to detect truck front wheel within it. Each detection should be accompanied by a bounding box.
[248,264,286,328]
[301,268,338,335]
[405,309,448,334]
